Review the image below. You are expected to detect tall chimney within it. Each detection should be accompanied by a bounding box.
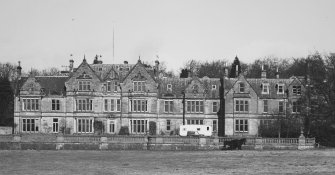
[261,65,267,79]
[276,67,279,79]
[17,61,22,80]
[155,60,160,78]
[69,59,74,72]
[224,62,228,78]
[235,65,239,77]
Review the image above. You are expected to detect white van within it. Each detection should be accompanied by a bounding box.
[179,125,212,137]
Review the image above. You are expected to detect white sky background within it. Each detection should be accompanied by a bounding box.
[0,0,335,73]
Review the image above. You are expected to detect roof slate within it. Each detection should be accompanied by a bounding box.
[18,76,68,96]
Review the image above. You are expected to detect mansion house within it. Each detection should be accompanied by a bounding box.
[13,57,305,136]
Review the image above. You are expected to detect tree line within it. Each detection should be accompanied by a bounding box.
[179,52,335,147]
[1,53,335,146]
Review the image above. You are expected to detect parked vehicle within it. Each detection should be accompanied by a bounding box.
[179,125,212,137]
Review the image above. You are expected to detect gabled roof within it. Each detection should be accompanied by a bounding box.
[90,63,134,81]
[35,76,68,95]
[247,78,293,99]
[68,58,102,82]
[158,77,235,98]
[16,76,68,96]
[122,60,156,82]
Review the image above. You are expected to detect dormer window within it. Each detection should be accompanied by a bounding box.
[277,84,284,94]
[133,81,145,92]
[98,67,102,71]
[212,85,216,90]
[239,83,245,93]
[167,84,172,92]
[262,83,269,94]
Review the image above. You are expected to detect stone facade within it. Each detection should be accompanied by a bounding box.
[13,58,305,136]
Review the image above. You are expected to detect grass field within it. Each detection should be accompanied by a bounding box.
[0,150,334,175]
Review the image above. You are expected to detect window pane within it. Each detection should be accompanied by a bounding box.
[111,99,115,111]
[117,99,121,112]
[245,101,249,111]
[236,101,239,111]
[187,101,191,112]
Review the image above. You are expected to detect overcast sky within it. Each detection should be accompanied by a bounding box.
[0,0,335,73]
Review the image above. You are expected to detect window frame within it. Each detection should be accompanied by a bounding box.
[166,120,171,131]
[292,101,301,113]
[51,99,60,111]
[235,100,249,112]
[186,119,204,125]
[22,118,39,133]
[235,119,248,133]
[22,98,40,111]
[186,100,204,113]
[239,83,245,93]
[277,84,284,94]
[133,81,146,92]
[130,119,148,134]
[213,120,217,132]
[77,118,93,133]
[164,100,174,113]
[109,120,115,133]
[114,82,118,92]
[292,85,302,95]
[78,81,91,91]
[212,101,218,113]
[131,99,148,113]
[52,118,59,133]
[279,101,284,113]
[263,100,268,113]
[76,99,93,111]
[262,83,270,94]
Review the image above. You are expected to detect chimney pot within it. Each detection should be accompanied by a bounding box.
[69,59,74,72]
[261,65,267,79]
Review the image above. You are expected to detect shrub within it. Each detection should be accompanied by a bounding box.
[170,128,179,136]
[119,126,129,135]
[94,121,104,135]
[149,121,156,135]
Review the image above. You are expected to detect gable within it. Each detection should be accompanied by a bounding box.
[184,78,206,98]
[122,61,158,93]
[65,59,102,91]
[228,75,255,95]
[20,77,42,95]
[103,68,120,81]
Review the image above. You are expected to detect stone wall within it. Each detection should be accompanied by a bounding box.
[0,135,315,151]
[0,127,12,135]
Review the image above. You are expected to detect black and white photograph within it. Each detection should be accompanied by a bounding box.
[0,0,335,174]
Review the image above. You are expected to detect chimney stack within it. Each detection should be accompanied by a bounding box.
[224,62,228,78]
[276,67,279,79]
[69,59,74,72]
[17,61,22,80]
[155,60,160,78]
[261,65,267,79]
[235,65,239,77]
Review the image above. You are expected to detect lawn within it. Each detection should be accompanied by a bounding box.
[0,150,334,175]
